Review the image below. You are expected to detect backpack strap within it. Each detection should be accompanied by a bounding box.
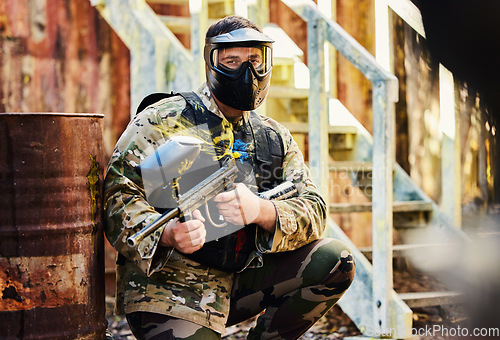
[176,92,229,161]
[135,92,175,116]
[247,111,285,191]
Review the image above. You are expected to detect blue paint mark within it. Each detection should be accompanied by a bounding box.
[232,139,250,162]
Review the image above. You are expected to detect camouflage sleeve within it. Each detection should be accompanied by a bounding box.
[104,99,186,276]
[256,125,327,253]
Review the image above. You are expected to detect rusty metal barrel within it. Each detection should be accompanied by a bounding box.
[0,113,106,339]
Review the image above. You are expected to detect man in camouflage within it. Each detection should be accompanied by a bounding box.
[104,15,355,340]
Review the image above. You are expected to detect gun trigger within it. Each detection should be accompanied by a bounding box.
[204,202,227,228]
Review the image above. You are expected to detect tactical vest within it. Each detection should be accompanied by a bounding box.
[137,91,285,272]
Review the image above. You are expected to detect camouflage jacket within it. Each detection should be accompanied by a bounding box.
[104,84,327,332]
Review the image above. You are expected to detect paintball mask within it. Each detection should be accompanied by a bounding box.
[204,28,274,111]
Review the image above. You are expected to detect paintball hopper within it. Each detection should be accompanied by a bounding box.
[140,136,203,208]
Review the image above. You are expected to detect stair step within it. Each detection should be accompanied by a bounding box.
[268,86,309,99]
[399,291,462,308]
[476,230,500,238]
[329,161,400,197]
[148,0,225,4]
[329,201,433,213]
[282,122,357,151]
[158,15,221,34]
[329,161,374,172]
[329,161,396,174]
[282,122,357,135]
[158,15,191,34]
[147,0,190,5]
[359,243,458,261]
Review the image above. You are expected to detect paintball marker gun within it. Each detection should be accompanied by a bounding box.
[128,157,238,247]
[127,136,299,247]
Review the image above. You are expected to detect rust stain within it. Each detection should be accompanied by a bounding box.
[0,254,89,311]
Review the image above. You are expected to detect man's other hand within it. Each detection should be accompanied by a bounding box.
[213,183,277,233]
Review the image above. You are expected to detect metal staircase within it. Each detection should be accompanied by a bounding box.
[91,0,469,338]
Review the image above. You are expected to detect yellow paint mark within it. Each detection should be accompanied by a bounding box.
[165,61,177,84]
[87,155,100,253]
[154,118,235,162]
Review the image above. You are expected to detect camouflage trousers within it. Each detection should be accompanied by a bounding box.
[126,238,355,340]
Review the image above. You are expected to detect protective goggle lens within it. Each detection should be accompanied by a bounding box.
[211,46,272,75]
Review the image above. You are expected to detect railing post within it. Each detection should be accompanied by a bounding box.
[372,79,395,335]
[439,65,462,227]
[307,16,330,201]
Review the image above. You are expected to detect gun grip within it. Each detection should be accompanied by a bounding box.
[224,179,235,192]
[179,212,191,223]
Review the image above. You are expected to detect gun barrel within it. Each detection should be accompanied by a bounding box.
[126,208,180,247]
[258,181,298,200]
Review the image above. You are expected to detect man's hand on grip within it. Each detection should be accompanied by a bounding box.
[159,209,206,254]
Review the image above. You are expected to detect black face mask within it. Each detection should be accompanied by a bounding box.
[206,60,270,111]
[204,28,274,111]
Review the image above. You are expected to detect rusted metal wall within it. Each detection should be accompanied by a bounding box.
[336,0,375,134]
[270,0,309,63]
[393,14,492,206]
[0,113,106,339]
[148,2,191,48]
[0,0,130,160]
[394,16,442,203]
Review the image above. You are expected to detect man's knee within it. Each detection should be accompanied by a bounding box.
[301,238,355,288]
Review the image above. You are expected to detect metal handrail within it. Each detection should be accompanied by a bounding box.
[282,0,399,336]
